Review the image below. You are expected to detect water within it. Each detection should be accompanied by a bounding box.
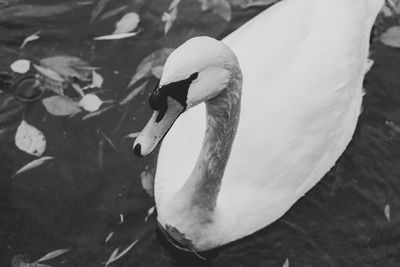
[0,0,400,266]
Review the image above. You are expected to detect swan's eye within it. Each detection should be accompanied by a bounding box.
[189,72,199,82]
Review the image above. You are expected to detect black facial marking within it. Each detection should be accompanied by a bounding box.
[149,72,199,122]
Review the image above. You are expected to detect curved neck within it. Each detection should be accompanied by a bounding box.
[181,67,242,214]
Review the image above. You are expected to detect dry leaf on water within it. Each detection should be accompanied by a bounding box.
[10,59,31,74]
[105,239,138,267]
[162,0,181,35]
[11,255,51,267]
[94,32,138,40]
[105,232,114,243]
[15,120,46,156]
[91,0,110,22]
[20,31,41,49]
[120,81,148,105]
[141,170,154,197]
[113,12,140,34]
[83,70,104,89]
[282,258,289,267]
[13,156,54,177]
[145,206,155,222]
[230,0,280,8]
[380,26,400,48]
[34,248,70,264]
[34,64,64,83]
[100,5,129,20]
[127,48,174,88]
[40,56,92,82]
[123,132,140,139]
[199,0,231,21]
[384,204,390,222]
[42,96,81,116]
[79,94,103,112]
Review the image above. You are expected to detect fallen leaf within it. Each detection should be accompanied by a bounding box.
[100,5,129,20]
[83,70,104,89]
[42,96,81,116]
[20,31,41,49]
[10,59,30,74]
[230,0,279,8]
[105,248,120,267]
[91,0,110,22]
[14,156,54,177]
[119,214,124,225]
[145,206,155,222]
[40,56,91,81]
[162,0,180,35]
[15,120,46,156]
[198,0,231,21]
[380,26,400,48]
[79,94,103,112]
[82,105,114,120]
[141,170,154,197]
[34,64,64,83]
[105,239,138,267]
[384,204,390,222]
[282,258,289,267]
[35,248,70,263]
[120,81,148,105]
[105,232,114,243]
[124,132,140,139]
[113,12,140,34]
[94,32,139,40]
[127,48,174,88]
[101,132,116,150]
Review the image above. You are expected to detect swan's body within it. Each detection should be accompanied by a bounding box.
[134,0,384,251]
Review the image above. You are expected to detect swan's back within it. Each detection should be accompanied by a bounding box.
[155,0,384,247]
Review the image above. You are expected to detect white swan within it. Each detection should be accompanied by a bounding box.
[134,0,384,252]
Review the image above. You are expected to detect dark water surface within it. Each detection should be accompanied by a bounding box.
[0,0,400,266]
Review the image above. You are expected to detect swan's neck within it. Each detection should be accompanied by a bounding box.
[181,68,242,215]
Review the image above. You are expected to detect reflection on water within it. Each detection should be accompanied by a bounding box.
[0,0,400,266]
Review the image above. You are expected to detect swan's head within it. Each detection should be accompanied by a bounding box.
[133,36,239,156]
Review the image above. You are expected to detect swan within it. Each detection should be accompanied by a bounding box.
[133,0,384,252]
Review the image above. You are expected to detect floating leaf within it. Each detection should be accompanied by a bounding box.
[94,32,139,40]
[124,132,140,139]
[105,239,138,267]
[383,0,400,16]
[14,156,54,177]
[20,31,40,49]
[83,70,104,89]
[141,170,154,197]
[105,248,120,267]
[380,26,400,48]
[384,204,390,222]
[42,96,81,116]
[82,105,114,120]
[199,0,231,21]
[230,0,279,8]
[145,206,155,222]
[79,94,103,112]
[40,56,91,81]
[162,0,180,35]
[101,132,116,150]
[120,81,148,105]
[282,258,289,267]
[34,64,64,83]
[127,48,173,88]
[100,5,129,20]
[105,232,114,243]
[113,12,140,34]
[15,120,46,156]
[91,0,110,22]
[35,248,70,263]
[119,214,124,225]
[10,59,30,74]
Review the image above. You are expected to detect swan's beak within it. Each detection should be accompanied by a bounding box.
[133,97,184,157]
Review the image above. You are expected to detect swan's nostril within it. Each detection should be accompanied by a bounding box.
[133,143,143,157]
